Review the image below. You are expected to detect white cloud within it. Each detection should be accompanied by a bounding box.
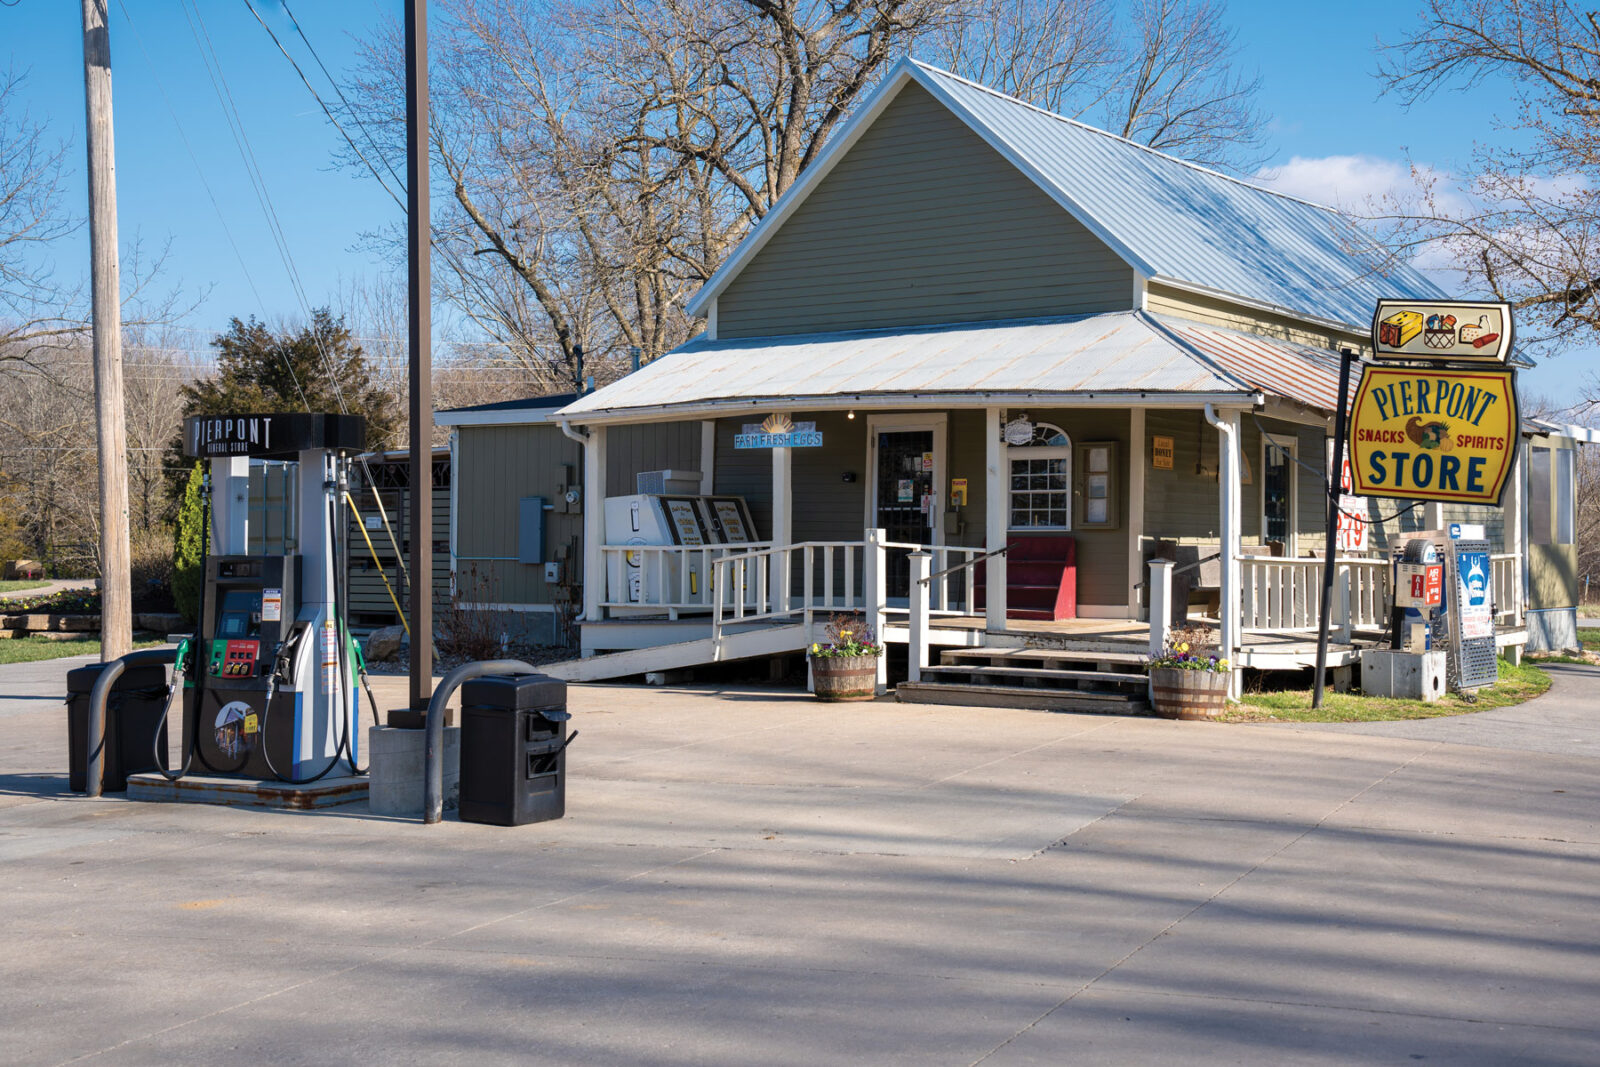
[1251,154,1453,213]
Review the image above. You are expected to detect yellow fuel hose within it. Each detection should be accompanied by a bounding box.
[344,490,411,636]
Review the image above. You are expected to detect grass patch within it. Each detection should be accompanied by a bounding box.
[1580,629,1599,652]
[1231,658,1552,723]
[0,580,51,596]
[0,634,166,665]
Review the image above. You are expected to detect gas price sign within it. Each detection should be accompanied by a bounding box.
[1346,365,1519,506]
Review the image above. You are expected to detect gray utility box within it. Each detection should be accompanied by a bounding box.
[1361,650,1447,703]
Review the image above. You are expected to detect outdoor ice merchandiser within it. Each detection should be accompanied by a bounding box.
[169,412,369,784]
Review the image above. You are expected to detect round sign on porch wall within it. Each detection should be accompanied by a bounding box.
[1003,416,1034,446]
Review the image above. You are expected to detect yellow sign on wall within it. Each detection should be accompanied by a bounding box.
[1347,366,1519,506]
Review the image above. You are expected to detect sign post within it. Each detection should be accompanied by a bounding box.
[1334,297,1519,695]
[1312,349,1358,708]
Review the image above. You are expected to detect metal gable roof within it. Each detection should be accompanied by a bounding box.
[555,312,1256,422]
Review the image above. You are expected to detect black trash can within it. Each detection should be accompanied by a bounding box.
[65,662,172,793]
[459,673,573,826]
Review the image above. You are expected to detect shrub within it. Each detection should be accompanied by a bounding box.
[172,464,205,623]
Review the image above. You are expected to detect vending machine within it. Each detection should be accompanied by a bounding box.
[604,492,760,612]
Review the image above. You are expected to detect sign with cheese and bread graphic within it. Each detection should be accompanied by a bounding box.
[1346,365,1519,506]
[1370,299,1513,363]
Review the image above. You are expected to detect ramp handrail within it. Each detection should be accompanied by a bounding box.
[85,648,178,798]
[423,658,538,825]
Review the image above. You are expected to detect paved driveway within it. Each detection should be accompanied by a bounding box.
[1,658,1597,1065]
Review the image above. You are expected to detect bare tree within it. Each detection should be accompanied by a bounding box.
[1379,1,1600,389]
[0,67,80,366]
[342,0,1265,393]
[931,0,1265,168]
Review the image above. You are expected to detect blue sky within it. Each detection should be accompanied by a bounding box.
[0,0,1582,399]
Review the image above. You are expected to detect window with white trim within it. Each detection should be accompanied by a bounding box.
[1007,422,1072,530]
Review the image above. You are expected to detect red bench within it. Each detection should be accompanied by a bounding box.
[975,535,1077,621]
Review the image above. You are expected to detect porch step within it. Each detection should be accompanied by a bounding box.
[941,647,1148,669]
[919,665,1147,691]
[896,682,1147,714]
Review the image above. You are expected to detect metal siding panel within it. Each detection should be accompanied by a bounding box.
[1143,410,1221,541]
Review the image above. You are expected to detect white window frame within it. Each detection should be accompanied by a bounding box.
[1006,421,1073,532]
[1260,433,1298,555]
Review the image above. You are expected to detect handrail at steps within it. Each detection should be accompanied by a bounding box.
[423,658,537,825]
[916,543,1009,586]
[85,647,178,797]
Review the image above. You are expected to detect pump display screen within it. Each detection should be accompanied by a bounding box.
[217,589,262,638]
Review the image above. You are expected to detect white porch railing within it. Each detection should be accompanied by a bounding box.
[710,541,868,627]
[881,540,986,615]
[1491,553,1523,627]
[600,542,773,615]
[1237,556,1390,636]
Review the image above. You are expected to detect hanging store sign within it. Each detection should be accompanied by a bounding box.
[734,413,822,449]
[1346,365,1519,506]
[1370,300,1513,364]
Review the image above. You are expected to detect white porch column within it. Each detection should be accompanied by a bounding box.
[210,455,251,554]
[771,444,792,611]
[699,420,716,495]
[1128,407,1147,618]
[864,528,888,693]
[581,424,607,624]
[908,550,931,682]
[1208,406,1242,701]
[1147,559,1173,658]
[1505,438,1525,624]
[984,407,1008,630]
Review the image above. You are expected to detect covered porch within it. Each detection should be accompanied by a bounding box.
[552,313,1530,696]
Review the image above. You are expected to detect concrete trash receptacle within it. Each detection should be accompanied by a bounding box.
[368,725,460,815]
[1361,650,1447,702]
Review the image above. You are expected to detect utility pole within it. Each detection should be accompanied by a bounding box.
[406,0,432,710]
[80,0,132,662]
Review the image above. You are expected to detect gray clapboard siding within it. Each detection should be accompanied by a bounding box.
[455,424,584,606]
[606,422,703,493]
[1026,408,1130,606]
[717,82,1134,338]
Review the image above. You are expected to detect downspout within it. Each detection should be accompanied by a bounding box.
[1204,403,1240,700]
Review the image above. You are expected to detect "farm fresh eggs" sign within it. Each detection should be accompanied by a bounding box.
[1346,366,1519,506]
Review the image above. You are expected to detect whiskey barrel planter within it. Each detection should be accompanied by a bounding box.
[810,654,879,702]
[1150,667,1229,720]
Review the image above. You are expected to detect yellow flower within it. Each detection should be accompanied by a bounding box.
[1218,658,1229,669]
[811,643,820,653]
[1178,642,1189,653]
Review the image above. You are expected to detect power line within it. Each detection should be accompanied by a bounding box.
[239,0,405,209]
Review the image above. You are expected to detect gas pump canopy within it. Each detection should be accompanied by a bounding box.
[183,413,366,461]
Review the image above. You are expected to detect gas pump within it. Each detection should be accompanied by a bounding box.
[161,413,370,784]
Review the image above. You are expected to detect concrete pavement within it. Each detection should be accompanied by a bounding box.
[1,655,1597,1065]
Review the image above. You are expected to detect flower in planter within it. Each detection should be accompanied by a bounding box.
[1148,626,1229,673]
[810,613,885,659]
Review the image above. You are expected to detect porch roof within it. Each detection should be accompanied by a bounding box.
[1153,316,1353,414]
[556,311,1262,424]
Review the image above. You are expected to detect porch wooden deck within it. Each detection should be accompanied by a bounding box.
[922,615,1367,668]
